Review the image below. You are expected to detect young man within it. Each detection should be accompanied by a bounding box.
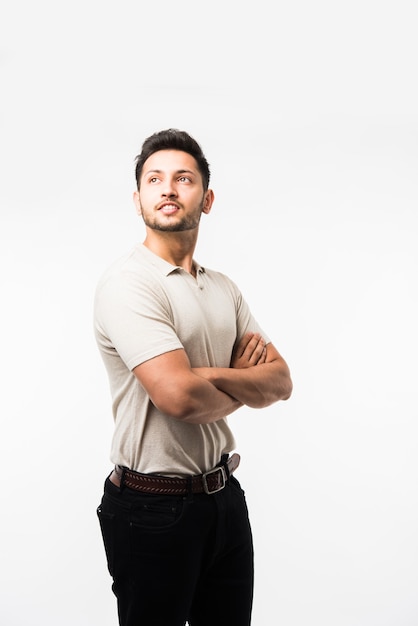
[94,129,292,626]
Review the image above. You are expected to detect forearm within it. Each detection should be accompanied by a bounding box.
[172,373,243,424]
[133,349,242,425]
[194,358,292,408]
[146,369,244,425]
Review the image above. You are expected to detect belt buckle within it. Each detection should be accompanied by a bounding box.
[202,465,227,495]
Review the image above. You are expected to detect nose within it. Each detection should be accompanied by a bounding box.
[161,179,177,198]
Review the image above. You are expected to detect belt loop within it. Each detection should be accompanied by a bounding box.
[120,466,126,492]
[117,465,126,493]
[186,475,193,501]
[221,454,230,479]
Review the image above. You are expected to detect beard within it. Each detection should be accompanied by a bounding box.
[140,198,205,232]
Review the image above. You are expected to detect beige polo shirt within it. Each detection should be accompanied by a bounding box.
[94,243,268,476]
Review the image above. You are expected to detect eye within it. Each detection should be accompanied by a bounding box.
[149,176,160,184]
[178,176,191,183]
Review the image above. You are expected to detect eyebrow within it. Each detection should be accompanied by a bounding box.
[144,169,196,177]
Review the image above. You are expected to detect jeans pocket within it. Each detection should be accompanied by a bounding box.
[97,505,116,576]
[130,496,184,531]
[129,497,187,560]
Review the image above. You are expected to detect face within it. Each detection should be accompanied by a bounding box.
[133,150,214,232]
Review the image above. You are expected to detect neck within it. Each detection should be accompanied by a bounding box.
[143,229,198,275]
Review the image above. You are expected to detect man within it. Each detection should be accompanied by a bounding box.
[94,129,292,626]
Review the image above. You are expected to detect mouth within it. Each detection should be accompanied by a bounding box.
[158,202,180,215]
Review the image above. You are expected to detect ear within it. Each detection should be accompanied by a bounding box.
[133,190,142,216]
[202,189,214,215]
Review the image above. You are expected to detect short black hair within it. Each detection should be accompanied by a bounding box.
[135,129,211,191]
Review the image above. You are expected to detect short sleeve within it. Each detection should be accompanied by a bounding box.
[94,268,183,371]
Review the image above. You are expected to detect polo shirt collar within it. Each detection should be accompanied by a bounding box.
[136,243,205,277]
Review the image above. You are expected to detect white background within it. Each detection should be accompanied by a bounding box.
[1,1,417,624]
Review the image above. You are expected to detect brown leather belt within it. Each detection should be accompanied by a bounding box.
[109,453,240,495]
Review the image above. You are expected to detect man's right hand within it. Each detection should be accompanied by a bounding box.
[230,332,267,369]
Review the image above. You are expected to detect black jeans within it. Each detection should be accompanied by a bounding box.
[97,473,254,626]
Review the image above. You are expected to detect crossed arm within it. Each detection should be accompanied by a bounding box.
[194,332,292,409]
[132,332,292,425]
